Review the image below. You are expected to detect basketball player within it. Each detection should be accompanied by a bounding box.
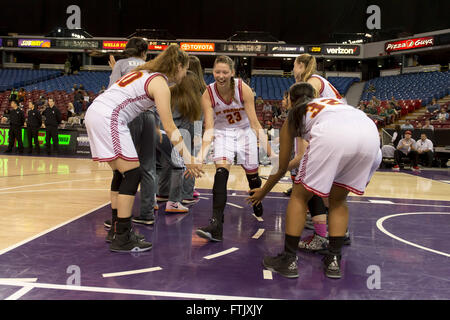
[195,55,272,242]
[292,54,349,253]
[84,45,204,253]
[248,82,381,279]
[102,37,160,233]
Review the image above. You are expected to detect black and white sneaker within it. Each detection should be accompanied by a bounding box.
[110,231,152,253]
[253,202,263,217]
[132,217,155,225]
[263,252,299,278]
[323,254,342,279]
[104,219,112,229]
[106,228,145,243]
[196,218,223,242]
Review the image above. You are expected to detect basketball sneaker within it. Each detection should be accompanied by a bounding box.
[110,231,152,253]
[253,202,263,217]
[165,201,189,213]
[392,165,400,171]
[412,166,421,173]
[193,190,200,198]
[323,253,342,279]
[263,252,299,278]
[104,219,112,229]
[196,218,223,242]
[298,233,328,254]
[106,227,145,243]
[132,217,155,225]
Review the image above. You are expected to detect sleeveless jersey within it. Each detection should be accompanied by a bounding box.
[206,78,250,130]
[302,97,363,140]
[310,74,344,100]
[92,71,167,124]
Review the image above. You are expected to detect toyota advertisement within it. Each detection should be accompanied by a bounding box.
[385,37,434,52]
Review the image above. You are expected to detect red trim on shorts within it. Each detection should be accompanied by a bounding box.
[242,166,258,174]
[110,94,148,156]
[93,154,139,162]
[144,73,168,100]
[332,181,364,195]
[295,179,330,198]
[214,82,233,105]
[207,85,216,108]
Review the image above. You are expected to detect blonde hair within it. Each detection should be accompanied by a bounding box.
[213,55,238,102]
[134,44,189,80]
[295,54,317,83]
[170,70,202,122]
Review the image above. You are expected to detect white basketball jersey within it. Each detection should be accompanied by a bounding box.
[303,97,363,140]
[206,78,250,130]
[92,71,167,124]
[310,74,344,100]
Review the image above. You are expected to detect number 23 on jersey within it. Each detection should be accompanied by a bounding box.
[307,98,341,118]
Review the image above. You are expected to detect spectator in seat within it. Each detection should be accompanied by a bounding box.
[1,109,10,124]
[401,120,414,130]
[9,88,18,102]
[436,107,449,122]
[17,88,26,103]
[392,130,419,172]
[415,133,434,167]
[422,119,434,131]
[73,89,84,115]
[71,84,78,93]
[426,98,440,115]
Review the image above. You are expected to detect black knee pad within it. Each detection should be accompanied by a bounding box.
[308,195,327,217]
[119,167,142,196]
[246,173,262,190]
[110,170,123,192]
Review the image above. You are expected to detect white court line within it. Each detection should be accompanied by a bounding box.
[0,279,275,300]
[376,212,450,258]
[0,176,110,192]
[198,196,209,200]
[4,286,34,300]
[226,202,244,209]
[253,214,264,222]
[0,201,111,256]
[368,200,394,204]
[203,247,239,260]
[252,228,265,239]
[0,278,38,283]
[0,189,109,195]
[263,270,273,280]
[102,267,162,278]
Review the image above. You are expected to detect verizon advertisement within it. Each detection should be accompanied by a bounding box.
[385,37,434,52]
[322,45,360,56]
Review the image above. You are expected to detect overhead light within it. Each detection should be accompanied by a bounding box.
[326,59,331,62]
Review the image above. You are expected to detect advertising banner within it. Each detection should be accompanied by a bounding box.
[385,37,434,52]
[18,39,51,48]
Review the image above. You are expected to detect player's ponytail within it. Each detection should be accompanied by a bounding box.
[287,82,315,137]
[134,44,189,80]
[295,54,317,82]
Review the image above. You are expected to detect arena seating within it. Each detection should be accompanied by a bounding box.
[0,69,63,91]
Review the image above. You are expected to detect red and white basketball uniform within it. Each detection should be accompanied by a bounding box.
[84,71,167,162]
[310,74,346,103]
[294,97,381,197]
[206,79,258,173]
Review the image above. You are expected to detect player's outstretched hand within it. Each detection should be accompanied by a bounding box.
[185,163,204,179]
[246,188,265,206]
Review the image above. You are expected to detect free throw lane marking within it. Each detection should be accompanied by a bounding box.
[252,228,265,239]
[102,267,162,278]
[203,247,239,260]
[376,212,450,258]
[226,202,243,209]
[368,200,394,204]
[263,270,273,280]
[5,286,34,300]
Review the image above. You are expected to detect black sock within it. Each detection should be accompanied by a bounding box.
[114,217,131,234]
[111,208,118,219]
[284,234,300,255]
[328,236,345,255]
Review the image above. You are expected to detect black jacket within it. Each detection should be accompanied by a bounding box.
[9,108,25,127]
[27,109,43,128]
[42,106,62,127]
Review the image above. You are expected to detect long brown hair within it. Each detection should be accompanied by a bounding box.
[295,54,317,82]
[134,44,189,80]
[213,55,238,102]
[287,82,316,137]
[170,70,202,122]
[188,56,207,93]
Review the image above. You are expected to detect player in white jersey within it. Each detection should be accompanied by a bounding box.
[85,45,203,253]
[195,55,272,242]
[291,53,350,252]
[248,82,381,279]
